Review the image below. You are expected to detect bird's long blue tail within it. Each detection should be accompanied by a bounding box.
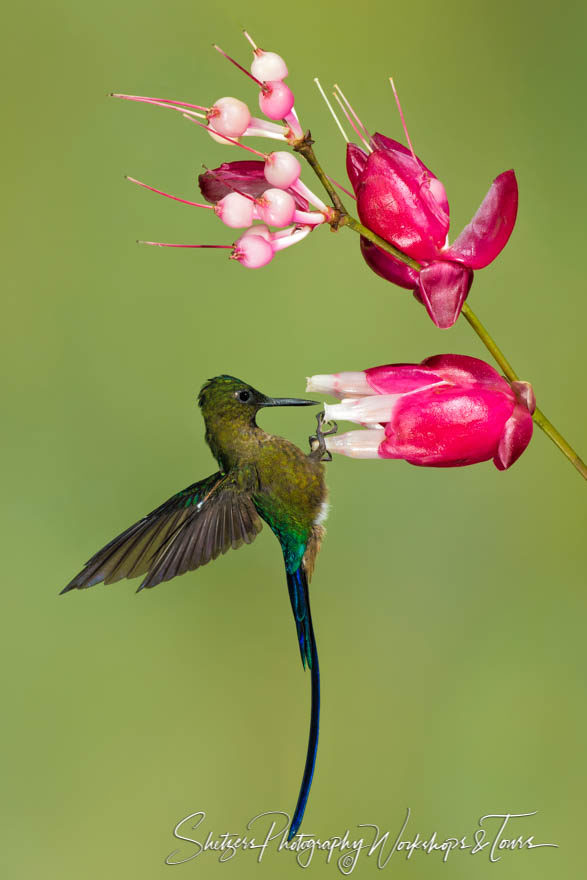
[286,565,320,841]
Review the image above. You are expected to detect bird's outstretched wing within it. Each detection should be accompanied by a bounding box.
[61,472,263,593]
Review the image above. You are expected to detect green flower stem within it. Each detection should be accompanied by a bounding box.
[341,214,421,270]
[460,304,587,480]
[296,137,587,481]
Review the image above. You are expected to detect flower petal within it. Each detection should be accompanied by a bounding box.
[198,160,309,210]
[365,364,444,394]
[360,237,419,289]
[380,386,514,467]
[356,149,449,261]
[346,143,369,193]
[443,170,518,269]
[417,261,474,328]
[511,380,536,414]
[421,354,511,392]
[371,133,449,217]
[493,401,534,470]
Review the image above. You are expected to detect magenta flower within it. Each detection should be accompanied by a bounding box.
[347,135,518,328]
[307,355,534,470]
[116,37,515,320]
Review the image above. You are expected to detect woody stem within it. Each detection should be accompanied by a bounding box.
[296,138,587,481]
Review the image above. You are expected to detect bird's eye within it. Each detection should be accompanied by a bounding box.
[237,390,251,402]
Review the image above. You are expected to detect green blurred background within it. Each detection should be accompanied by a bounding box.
[2,0,585,876]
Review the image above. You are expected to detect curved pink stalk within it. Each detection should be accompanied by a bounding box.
[293,210,326,226]
[270,226,312,251]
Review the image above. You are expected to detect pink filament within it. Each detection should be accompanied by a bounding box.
[112,93,207,116]
[326,175,356,201]
[138,242,232,248]
[389,77,417,164]
[126,177,213,209]
[214,44,266,89]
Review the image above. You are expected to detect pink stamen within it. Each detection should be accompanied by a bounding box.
[389,77,417,164]
[138,242,232,248]
[126,176,213,209]
[214,44,266,90]
[112,93,207,117]
[333,85,371,145]
[182,114,266,158]
[326,175,356,201]
[333,93,372,153]
[243,30,258,51]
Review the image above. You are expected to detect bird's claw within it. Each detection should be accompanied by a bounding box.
[309,411,338,462]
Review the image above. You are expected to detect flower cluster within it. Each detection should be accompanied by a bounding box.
[114,33,332,269]
[308,355,535,470]
[115,29,540,473]
[115,32,518,318]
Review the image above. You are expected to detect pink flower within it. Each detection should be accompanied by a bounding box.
[307,355,534,470]
[347,136,518,328]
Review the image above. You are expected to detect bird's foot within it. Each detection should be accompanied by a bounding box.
[309,411,338,461]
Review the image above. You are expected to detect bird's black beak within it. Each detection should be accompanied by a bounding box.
[262,396,319,407]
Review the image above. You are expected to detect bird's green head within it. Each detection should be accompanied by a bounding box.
[198,375,318,428]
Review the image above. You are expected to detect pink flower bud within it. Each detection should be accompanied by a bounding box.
[310,355,534,471]
[259,81,295,121]
[215,192,255,228]
[233,234,274,268]
[251,50,288,82]
[264,152,301,188]
[257,188,296,226]
[207,97,251,138]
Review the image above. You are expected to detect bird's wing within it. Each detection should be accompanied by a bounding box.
[61,472,263,593]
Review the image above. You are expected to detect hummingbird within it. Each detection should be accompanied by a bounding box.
[61,375,337,840]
